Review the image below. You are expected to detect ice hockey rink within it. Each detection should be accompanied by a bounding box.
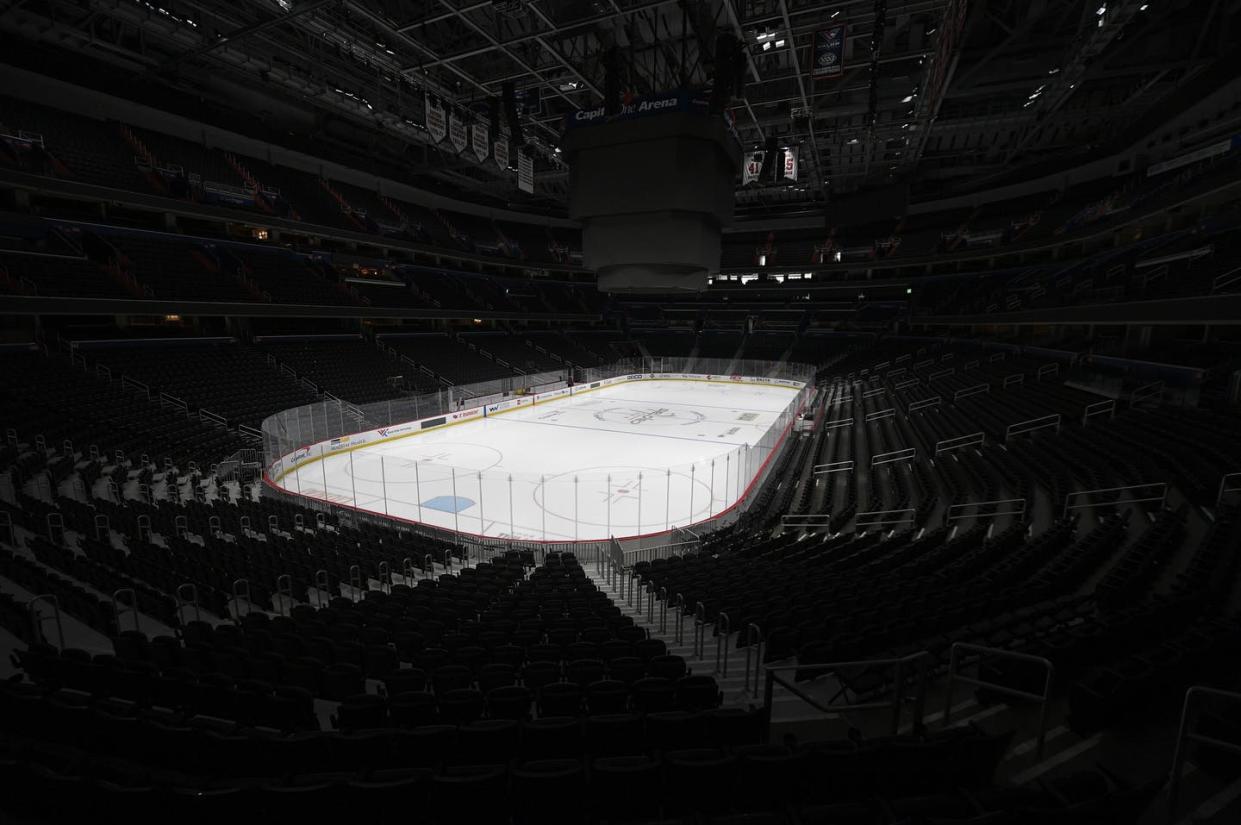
[275,378,803,542]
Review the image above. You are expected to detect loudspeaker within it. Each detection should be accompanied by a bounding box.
[502,81,523,143]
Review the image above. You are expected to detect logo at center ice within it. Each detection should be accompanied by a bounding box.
[595,406,706,426]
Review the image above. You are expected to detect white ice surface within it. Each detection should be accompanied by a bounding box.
[277,379,800,541]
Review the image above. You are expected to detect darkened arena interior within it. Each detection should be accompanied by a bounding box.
[1,0,1241,822]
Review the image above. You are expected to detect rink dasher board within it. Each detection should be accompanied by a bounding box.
[269,373,806,483]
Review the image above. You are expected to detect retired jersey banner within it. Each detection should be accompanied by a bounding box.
[494,136,510,170]
[517,151,534,194]
[811,24,846,79]
[449,111,468,154]
[426,94,446,143]
[471,121,490,162]
[742,151,765,185]
[783,145,798,181]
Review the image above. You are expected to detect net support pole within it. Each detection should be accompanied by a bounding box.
[665,468,671,531]
[349,450,358,509]
[380,456,388,516]
[451,467,460,533]
[477,471,485,535]
[709,459,716,516]
[415,460,423,521]
[320,445,329,502]
[690,464,696,524]
[637,472,643,536]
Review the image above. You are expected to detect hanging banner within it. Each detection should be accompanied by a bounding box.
[783,145,798,181]
[494,136,510,170]
[517,151,534,194]
[471,121,490,162]
[449,111,468,154]
[742,151,765,185]
[426,94,446,143]
[810,24,846,79]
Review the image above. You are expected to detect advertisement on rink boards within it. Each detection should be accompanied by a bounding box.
[274,371,807,479]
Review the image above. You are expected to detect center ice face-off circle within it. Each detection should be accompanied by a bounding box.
[593,406,707,427]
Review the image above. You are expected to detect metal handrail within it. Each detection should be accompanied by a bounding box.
[314,569,330,606]
[944,497,1027,526]
[230,579,251,622]
[275,574,293,617]
[175,583,201,626]
[1062,481,1168,519]
[378,561,391,594]
[673,593,685,645]
[715,612,731,677]
[29,594,65,649]
[1217,472,1241,509]
[944,643,1054,758]
[348,564,363,600]
[658,587,668,634]
[743,623,764,699]
[762,651,932,736]
[111,588,140,634]
[646,583,655,623]
[1169,686,1241,820]
[693,601,706,659]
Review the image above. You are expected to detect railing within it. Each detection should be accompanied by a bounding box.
[692,602,707,659]
[1168,686,1241,820]
[928,367,955,381]
[963,359,980,370]
[871,447,916,467]
[1217,472,1241,509]
[908,396,941,413]
[855,508,917,529]
[29,594,65,649]
[1062,481,1168,519]
[1081,399,1116,426]
[824,417,853,430]
[1005,413,1061,443]
[276,574,294,616]
[944,497,1027,525]
[715,612,731,677]
[620,540,698,566]
[1002,373,1025,389]
[112,588,140,633]
[1210,264,1241,293]
[865,408,896,423]
[780,513,833,529]
[1037,363,1060,380]
[862,387,886,399]
[743,623,764,699]
[895,377,920,390]
[1130,380,1165,407]
[813,460,854,475]
[175,583,201,626]
[230,579,252,621]
[954,383,990,401]
[762,651,932,736]
[935,431,985,455]
[944,643,1054,758]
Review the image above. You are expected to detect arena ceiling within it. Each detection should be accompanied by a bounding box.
[2,0,1237,217]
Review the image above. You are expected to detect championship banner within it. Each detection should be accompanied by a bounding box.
[811,24,846,79]
[742,151,765,185]
[471,121,490,162]
[783,145,798,181]
[494,136,510,170]
[517,151,534,194]
[449,111,468,154]
[426,94,446,143]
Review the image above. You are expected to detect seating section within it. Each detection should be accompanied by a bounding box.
[386,335,517,385]
[88,343,317,428]
[260,339,416,403]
